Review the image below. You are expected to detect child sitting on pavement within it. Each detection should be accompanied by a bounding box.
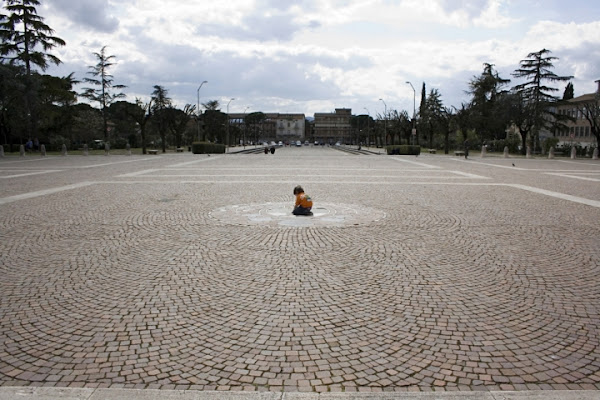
[292,185,313,216]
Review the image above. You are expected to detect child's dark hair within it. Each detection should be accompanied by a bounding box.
[293,185,304,195]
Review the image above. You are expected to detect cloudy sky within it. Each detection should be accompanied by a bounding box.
[40,0,600,117]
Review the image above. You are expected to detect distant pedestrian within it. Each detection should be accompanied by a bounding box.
[463,139,469,159]
[292,185,313,216]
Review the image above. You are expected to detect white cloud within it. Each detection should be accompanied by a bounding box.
[473,0,518,29]
[44,0,119,33]
[37,0,600,115]
[525,20,600,50]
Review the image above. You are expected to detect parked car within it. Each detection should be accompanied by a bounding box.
[295,141,302,147]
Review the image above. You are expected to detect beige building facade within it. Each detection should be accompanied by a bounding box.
[275,114,305,141]
[552,80,599,148]
[313,108,352,144]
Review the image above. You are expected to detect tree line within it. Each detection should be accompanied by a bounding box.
[1,0,598,155]
[354,57,598,155]
[0,0,201,154]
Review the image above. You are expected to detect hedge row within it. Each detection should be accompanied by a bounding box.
[385,145,421,155]
[192,142,226,154]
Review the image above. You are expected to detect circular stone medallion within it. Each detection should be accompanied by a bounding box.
[209,202,386,228]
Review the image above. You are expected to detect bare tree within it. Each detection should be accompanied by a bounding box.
[575,92,600,146]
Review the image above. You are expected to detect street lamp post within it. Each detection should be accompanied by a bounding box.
[406,81,416,146]
[364,107,370,148]
[196,81,207,141]
[379,98,387,147]
[226,98,235,151]
[243,106,249,148]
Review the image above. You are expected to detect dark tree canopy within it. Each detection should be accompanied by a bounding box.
[511,49,573,153]
[151,85,172,153]
[468,63,511,141]
[512,49,572,104]
[563,82,574,100]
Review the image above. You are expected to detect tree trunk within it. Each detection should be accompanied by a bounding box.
[141,126,147,155]
[444,131,450,154]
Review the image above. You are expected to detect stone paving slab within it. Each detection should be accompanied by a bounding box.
[0,387,94,399]
[1,387,600,399]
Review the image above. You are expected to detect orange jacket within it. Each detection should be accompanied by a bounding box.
[295,192,313,208]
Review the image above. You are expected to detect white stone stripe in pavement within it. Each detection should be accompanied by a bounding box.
[146,174,486,179]
[1,157,155,168]
[559,159,600,167]
[446,170,490,179]
[0,170,61,179]
[0,157,52,164]
[100,181,600,208]
[0,182,94,205]
[507,184,600,208]
[159,168,440,172]
[168,156,223,167]
[0,388,599,400]
[451,158,600,172]
[546,173,600,182]
[68,158,157,169]
[388,157,440,169]
[1,181,598,209]
[117,169,161,177]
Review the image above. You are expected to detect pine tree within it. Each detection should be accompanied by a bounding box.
[81,46,127,143]
[0,0,65,139]
[512,49,572,153]
[416,82,426,145]
[0,0,65,75]
[468,63,511,142]
[151,85,172,153]
[562,82,574,100]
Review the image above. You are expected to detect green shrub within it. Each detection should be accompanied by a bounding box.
[192,141,226,154]
[385,145,421,155]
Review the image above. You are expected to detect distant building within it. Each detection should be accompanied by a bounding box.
[229,113,305,143]
[551,80,599,148]
[275,114,305,141]
[313,108,352,144]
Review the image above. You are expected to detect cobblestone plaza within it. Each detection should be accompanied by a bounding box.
[1,147,599,397]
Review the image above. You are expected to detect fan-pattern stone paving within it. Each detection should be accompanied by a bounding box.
[0,149,599,393]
